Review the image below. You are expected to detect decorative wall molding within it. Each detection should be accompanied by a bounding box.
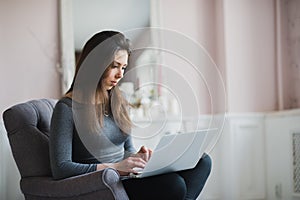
[58,0,75,94]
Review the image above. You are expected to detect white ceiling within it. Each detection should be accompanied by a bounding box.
[73,0,150,50]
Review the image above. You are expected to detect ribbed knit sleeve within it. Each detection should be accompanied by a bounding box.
[49,100,97,180]
[124,135,136,158]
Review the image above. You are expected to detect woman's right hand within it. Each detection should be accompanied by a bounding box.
[97,157,147,176]
[114,157,146,175]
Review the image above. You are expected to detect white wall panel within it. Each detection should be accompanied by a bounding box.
[265,109,300,200]
[0,120,24,200]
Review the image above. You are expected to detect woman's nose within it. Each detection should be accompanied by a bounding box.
[116,68,123,78]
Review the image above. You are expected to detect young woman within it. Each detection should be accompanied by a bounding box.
[49,30,211,200]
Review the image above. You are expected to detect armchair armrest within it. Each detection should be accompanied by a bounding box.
[21,168,129,200]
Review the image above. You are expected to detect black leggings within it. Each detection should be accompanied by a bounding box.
[122,154,212,200]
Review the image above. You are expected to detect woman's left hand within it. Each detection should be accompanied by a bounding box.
[134,146,153,162]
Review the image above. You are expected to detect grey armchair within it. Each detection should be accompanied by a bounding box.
[2,99,129,200]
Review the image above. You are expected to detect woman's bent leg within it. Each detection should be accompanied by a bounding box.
[177,154,212,200]
[122,172,187,200]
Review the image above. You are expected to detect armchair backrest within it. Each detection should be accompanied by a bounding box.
[3,99,57,178]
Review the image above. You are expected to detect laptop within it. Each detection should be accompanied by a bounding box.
[125,128,217,179]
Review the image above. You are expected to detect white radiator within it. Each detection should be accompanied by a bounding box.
[292,132,300,196]
[265,109,300,200]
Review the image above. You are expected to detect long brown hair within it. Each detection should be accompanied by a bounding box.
[66,31,132,134]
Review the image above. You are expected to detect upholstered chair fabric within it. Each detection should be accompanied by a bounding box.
[2,99,129,200]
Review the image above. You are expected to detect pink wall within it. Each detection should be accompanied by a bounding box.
[0,0,296,115]
[0,0,61,114]
[0,1,60,198]
[223,0,277,112]
[160,0,278,113]
[160,0,222,115]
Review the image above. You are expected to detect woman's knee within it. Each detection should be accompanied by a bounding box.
[200,153,212,176]
[123,173,187,200]
[163,173,187,199]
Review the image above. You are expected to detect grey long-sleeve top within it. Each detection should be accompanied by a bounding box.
[49,97,136,180]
